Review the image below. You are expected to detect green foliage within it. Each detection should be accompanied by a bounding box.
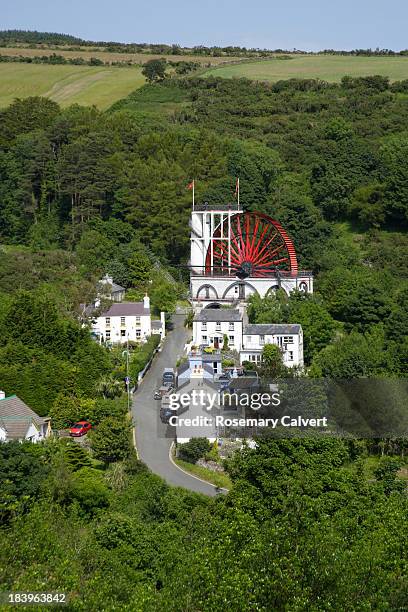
[380,135,408,222]
[62,440,92,471]
[70,467,110,514]
[129,334,160,381]
[261,343,284,377]
[310,327,395,377]
[142,58,167,83]
[0,441,48,522]
[75,230,116,274]
[178,438,212,463]
[90,417,132,464]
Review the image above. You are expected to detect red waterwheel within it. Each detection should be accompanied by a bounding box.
[205,211,298,278]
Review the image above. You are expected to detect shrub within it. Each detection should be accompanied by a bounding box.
[178,438,212,464]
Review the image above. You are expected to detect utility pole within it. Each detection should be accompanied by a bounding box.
[123,336,130,412]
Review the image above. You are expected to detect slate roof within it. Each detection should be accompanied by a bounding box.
[195,309,242,323]
[244,324,301,335]
[110,282,126,294]
[0,395,47,440]
[100,302,150,316]
[202,352,222,362]
[97,279,125,294]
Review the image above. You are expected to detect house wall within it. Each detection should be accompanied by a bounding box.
[193,320,243,351]
[0,426,6,441]
[240,331,304,368]
[94,314,151,344]
[25,422,43,442]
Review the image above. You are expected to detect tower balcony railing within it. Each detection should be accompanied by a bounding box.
[190,268,313,278]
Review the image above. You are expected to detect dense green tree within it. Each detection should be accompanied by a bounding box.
[380,135,408,222]
[261,343,285,377]
[90,417,132,464]
[142,59,167,83]
[310,327,396,377]
[75,230,116,274]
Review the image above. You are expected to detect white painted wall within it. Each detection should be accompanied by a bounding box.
[240,331,304,368]
[193,320,243,351]
[93,314,151,344]
[191,274,313,306]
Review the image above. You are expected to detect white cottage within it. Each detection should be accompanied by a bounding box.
[0,392,51,443]
[93,296,152,344]
[240,324,304,368]
[193,309,244,351]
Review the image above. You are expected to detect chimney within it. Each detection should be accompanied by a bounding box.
[0,390,5,400]
[143,294,150,310]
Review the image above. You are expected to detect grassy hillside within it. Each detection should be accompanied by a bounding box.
[202,54,408,82]
[0,46,247,66]
[0,63,145,109]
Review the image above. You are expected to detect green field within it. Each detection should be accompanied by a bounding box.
[202,55,408,82]
[0,63,145,109]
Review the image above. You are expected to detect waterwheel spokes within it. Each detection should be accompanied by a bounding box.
[205,211,298,277]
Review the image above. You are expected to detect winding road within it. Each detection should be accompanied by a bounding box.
[132,311,220,497]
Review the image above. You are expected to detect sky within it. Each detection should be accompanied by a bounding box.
[2,0,408,51]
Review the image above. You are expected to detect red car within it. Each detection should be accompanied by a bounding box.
[69,421,92,437]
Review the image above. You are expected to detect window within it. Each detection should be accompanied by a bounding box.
[229,335,234,344]
[202,322,207,331]
[288,351,294,361]
[105,317,110,327]
[135,316,141,325]
[121,330,126,337]
[260,335,265,345]
[213,362,219,372]
[284,336,294,344]
[202,335,208,342]
[216,321,221,330]
[106,331,111,340]
[229,323,234,331]
[234,285,239,295]
[121,316,126,326]
[136,330,141,339]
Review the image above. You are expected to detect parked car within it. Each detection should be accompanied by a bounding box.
[69,421,92,437]
[154,390,162,400]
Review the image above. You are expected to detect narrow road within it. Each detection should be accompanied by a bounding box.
[132,311,219,497]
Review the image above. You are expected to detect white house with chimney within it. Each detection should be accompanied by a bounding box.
[91,295,165,344]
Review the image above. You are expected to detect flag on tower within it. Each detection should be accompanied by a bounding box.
[187,180,195,208]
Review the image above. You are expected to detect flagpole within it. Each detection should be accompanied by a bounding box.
[193,179,195,209]
[237,177,240,208]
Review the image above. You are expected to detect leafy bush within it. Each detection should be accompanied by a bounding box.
[178,438,212,464]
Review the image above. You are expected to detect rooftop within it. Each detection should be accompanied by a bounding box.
[0,395,47,440]
[195,309,242,323]
[244,324,301,335]
[100,302,150,317]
